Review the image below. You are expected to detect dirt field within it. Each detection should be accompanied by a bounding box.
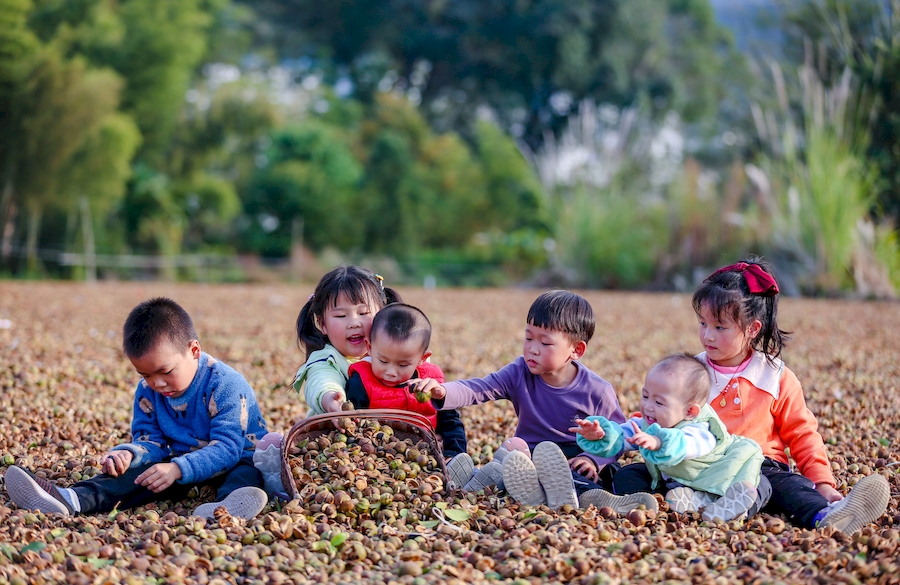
[0,282,898,584]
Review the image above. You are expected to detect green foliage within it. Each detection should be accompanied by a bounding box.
[243,122,363,256]
[244,0,741,147]
[553,179,667,289]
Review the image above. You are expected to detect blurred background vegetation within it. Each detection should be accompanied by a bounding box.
[1,0,898,296]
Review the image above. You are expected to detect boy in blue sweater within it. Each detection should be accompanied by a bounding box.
[5,297,270,519]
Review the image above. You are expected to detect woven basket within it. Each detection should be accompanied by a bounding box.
[280,408,449,500]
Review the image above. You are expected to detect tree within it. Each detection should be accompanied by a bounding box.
[242,0,741,148]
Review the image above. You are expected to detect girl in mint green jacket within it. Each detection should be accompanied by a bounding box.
[293,266,401,415]
[571,354,764,522]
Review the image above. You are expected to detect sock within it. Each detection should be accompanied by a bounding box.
[59,487,81,513]
[813,507,829,527]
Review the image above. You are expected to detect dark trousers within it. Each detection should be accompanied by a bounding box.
[612,461,774,518]
[72,459,263,514]
[757,458,828,528]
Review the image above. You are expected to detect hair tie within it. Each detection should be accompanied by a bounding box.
[708,262,779,296]
[374,274,384,290]
[307,293,315,301]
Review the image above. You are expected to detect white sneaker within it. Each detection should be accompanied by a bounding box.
[702,481,757,522]
[531,442,578,510]
[818,474,890,534]
[193,486,268,520]
[502,451,546,506]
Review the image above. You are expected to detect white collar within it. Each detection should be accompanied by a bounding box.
[698,350,783,400]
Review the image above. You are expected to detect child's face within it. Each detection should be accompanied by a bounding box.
[367,336,429,387]
[319,293,378,359]
[696,304,761,367]
[639,369,696,429]
[522,324,583,384]
[130,339,201,399]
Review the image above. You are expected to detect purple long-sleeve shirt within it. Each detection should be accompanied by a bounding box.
[439,357,626,468]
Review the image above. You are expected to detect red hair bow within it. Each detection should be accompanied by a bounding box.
[708,262,780,296]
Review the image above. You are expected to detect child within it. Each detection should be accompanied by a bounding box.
[295,265,401,415]
[412,290,656,512]
[254,266,402,495]
[5,298,270,519]
[572,353,765,522]
[640,257,888,534]
[344,303,470,486]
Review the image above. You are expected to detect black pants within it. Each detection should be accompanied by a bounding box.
[611,461,775,518]
[72,459,263,514]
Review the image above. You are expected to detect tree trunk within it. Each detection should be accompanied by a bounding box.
[25,204,42,276]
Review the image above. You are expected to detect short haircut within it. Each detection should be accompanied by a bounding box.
[369,303,431,354]
[123,297,198,358]
[650,353,711,406]
[526,290,595,345]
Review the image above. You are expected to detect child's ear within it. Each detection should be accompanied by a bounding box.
[747,319,763,340]
[571,340,587,360]
[419,350,432,365]
[189,340,201,359]
[685,403,701,420]
[365,339,372,353]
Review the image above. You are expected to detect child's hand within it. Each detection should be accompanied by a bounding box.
[100,450,133,477]
[569,418,605,441]
[321,391,345,413]
[568,456,599,482]
[135,462,182,493]
[816,482,844,503]
[408,378,445,400]
[625,420,662,451]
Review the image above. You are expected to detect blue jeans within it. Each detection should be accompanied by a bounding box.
[72,458,262,514]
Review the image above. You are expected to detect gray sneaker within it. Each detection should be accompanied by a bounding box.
[5,466,74,515]
[445,453,476,491]
[666,486,718,513]
[701,481,757,522]
[818,474,890,534]
[464,460,504,492]
[502,451,546,506]
[193,486,268,520]
[578,489,659,514]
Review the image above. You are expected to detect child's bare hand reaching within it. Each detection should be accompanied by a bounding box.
[406,378,446,401]
[100,450,133,477]
[322,391,346,413]
[625,420,662,451]
[569,418,605,441]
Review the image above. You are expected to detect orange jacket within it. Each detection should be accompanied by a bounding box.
[700,351,836,488]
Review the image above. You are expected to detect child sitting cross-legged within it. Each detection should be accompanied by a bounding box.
[5,298,270,520]
[411,290,656,513]
[572,353,766,522]
[344,303,471,488]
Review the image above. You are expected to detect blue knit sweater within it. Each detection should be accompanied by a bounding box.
[113,352,268,484]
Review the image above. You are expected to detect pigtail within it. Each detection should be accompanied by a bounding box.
[383,286,403,305]
[296,298,327,360]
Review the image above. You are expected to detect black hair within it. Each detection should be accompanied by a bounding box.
[296,265,402,359]
[650,353,711,406]
[691,256,790,363]
[526,290,595,345]
[369,303,432,354]
[123,297,197,359]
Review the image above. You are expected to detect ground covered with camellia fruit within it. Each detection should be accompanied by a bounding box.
[0,282,898,585]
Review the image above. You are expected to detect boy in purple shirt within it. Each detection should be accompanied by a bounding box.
[412,290,656,512]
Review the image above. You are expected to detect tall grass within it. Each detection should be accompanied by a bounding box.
[753,61,891,295]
